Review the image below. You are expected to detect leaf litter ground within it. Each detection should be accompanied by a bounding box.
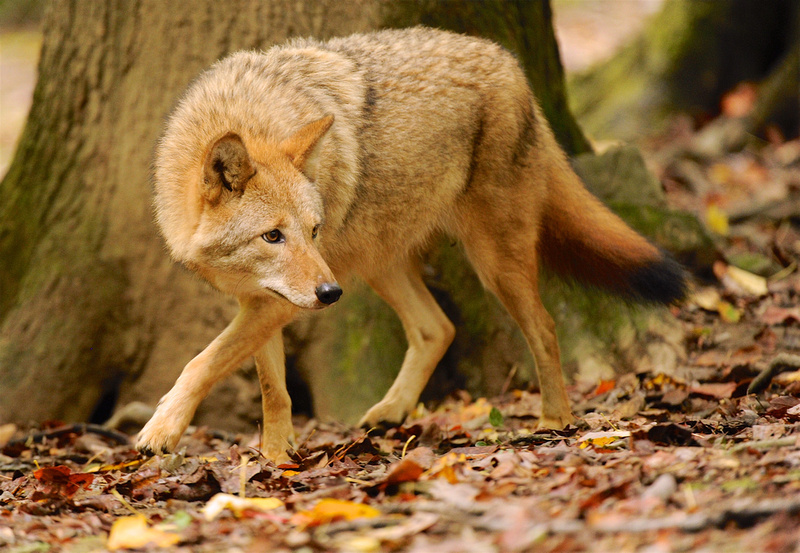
[3,263,800,551]
[3,117,800,553]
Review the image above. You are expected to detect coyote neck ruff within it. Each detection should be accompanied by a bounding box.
[139,27,687,461]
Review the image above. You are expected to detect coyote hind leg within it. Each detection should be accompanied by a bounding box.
[458,208,575,429]
[359,258,456,428]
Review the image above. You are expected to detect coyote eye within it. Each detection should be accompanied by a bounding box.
[312,225,320,239]
[262,229,284,243]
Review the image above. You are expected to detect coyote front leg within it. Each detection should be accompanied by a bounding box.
[254,332,295,463]
[137,297,293,454]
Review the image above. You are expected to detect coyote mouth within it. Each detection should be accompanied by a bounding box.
[263,287,328,310]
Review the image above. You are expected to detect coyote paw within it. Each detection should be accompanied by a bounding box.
[260,423,296,465]
[136,408,191,455]
[358,398,413,429]
[537,411,576,431]
[260,442,292,465]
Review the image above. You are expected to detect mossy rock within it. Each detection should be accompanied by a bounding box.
[572,145,665,207]
[574,145,718,276]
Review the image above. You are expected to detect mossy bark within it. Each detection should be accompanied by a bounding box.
[569,0,799,141]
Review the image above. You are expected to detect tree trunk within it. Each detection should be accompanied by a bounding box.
[0,0,595,429]
[0,0,382,427]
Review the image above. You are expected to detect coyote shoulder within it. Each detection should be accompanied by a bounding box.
[138,27,687,461]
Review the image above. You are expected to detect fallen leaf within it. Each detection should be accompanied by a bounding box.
[593,379,616,396]
[87,459,145,473]
[705,204,729,236]
[448,445,498,458]
[765,396,800,419]
[786,404,800,416]
[368,512,439,542]
[578,431,630,450]
[33,465,94,499]
[107,515,181,550]
[774,370,800,386]
[715,261,768,297]
[689,382,738,399]
[427,479,480,509]
[691,287,722,311]
[202,493,284,520]
[708,162,733,185]
[660,388,690,407]
[383,446,434,488]
[717,301,742,323]
[579,480,632,511]
[761,305,800,326]
[727,265,768,296]
[489,407,504,427]
[644,373,686,390]
[294,498,380,527]
[425,452,469,484]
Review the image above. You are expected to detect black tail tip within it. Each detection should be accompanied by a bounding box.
[628,251,690,305]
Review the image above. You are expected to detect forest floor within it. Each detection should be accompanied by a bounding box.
[3,4,800,553]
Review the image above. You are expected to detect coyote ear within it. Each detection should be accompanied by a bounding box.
[279,115,334,171]
[202,133,254,203]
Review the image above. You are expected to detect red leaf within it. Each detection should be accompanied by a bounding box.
[761,305,800,326]
[33,465,94,499]
[384,447,434,487]
[766,396,800,420]
[593,379,616,396]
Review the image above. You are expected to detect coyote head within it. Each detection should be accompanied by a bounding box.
[185,115,341,309]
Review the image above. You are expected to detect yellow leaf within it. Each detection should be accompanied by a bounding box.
[717,301,742,323]
[86,459,145,473]
[577,431,630,450]
[775,370,800,386]
[295,498,380,526]
[691,287,722,311]
[334,536,382,552]
[202,493,284,521]
[425,452,467,484]
[706,204,729,236]
[107,516,181,550]
[726,265,768,296]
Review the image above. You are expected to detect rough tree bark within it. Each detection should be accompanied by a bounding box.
[0,0,623,429]
[0,0,382,427]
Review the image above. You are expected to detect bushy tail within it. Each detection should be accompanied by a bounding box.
[539,169,688,304]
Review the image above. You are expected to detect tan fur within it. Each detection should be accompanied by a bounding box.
[139,28,681,461]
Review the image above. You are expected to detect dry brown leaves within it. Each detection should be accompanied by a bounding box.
[3,334,800,553]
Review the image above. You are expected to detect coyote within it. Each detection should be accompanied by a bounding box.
[138,27,686,461]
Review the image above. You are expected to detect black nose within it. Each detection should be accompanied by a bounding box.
[315,282,342,305]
